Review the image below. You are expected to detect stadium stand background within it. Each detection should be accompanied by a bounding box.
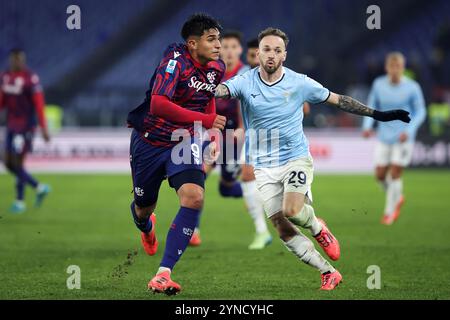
[1,0,449,134]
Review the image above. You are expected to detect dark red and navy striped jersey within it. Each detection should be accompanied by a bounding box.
[215,61,248,130]
[142,43,226,147]
[0,69,42,133]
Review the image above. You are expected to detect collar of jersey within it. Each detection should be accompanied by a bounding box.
[258,67,285,86]
[388,75,405,86]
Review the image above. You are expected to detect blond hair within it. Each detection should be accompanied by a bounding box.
[386,51,406,64]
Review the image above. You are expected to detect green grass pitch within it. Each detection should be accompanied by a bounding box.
[0,171,449,299]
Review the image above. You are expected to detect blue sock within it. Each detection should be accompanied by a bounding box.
[15,177,25,201]
[219,182,243,198]
[195,210,202,228]
[17,168,38,188]
[160,207,200,270]
[130,201,152,233]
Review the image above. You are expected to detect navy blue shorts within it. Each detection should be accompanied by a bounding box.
[130,130,205,207]
[205,137,242,183]
[219,140,242,182]
[5,130,34,156]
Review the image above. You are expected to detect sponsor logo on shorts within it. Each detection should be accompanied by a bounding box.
[134,187,144,197]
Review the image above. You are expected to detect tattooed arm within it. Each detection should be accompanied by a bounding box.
[214,84,231,99]
[326,92,411,123]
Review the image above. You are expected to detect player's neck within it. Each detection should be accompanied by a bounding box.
[389,75,402,84]
[259,66,284,84]
[10,67,25,72]
[226,60,240,72]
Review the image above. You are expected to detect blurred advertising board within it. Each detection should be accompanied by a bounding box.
[0,128,448,173]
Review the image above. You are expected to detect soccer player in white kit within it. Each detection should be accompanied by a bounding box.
[215,28,411,290]
[362,52,426,225]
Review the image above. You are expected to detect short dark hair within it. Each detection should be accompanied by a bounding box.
[9,48,24,55]
[247,38,259,49]
[181,13,223,41]
[222,30,243,45]
[258,27,289,48]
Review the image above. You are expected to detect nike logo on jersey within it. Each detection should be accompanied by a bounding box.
[174,51,181,59]
[250,94,260,98]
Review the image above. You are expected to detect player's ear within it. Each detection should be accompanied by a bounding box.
[283,50,287,62]
[187,37,198,51]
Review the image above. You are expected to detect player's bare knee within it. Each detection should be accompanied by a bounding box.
[375,167,388,182]
[270,213,297,241]
[135,203,155,219]
[179,185,204,209]
[282,202,304,217]
[390,166,403,179]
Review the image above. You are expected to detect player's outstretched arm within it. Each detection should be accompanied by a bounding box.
[326,92,411,123]
[214,84,231,99]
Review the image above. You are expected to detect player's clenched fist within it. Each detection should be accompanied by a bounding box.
[212,115,226,130]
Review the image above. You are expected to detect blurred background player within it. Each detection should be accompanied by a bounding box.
[190,31,273,250]
[0,49,51,214]
[126,13,226,295]
[246,38,259,69]
[362,52,426,225]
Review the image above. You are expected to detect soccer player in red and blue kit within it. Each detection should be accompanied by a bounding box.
[126,13,226,295]
[0,49,51,214]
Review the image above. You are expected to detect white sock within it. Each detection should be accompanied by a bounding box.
[288,204,322,236]
[385,180,396,216]
[379,174,392,192]
[241,180,268,234]
[390,178,403,207]
[283,233,335,274]
[157,267,171,275]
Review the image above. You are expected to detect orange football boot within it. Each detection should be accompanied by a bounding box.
[314,218,341,261]
[380,214,394,225]
[189,229,202,246]
[141,213,158,255]
[320,270,343,290]
[392,195,405,222]
[148,271,181,295]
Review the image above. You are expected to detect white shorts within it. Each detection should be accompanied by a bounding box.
[254,157,314,218]
[374,141,414,167]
